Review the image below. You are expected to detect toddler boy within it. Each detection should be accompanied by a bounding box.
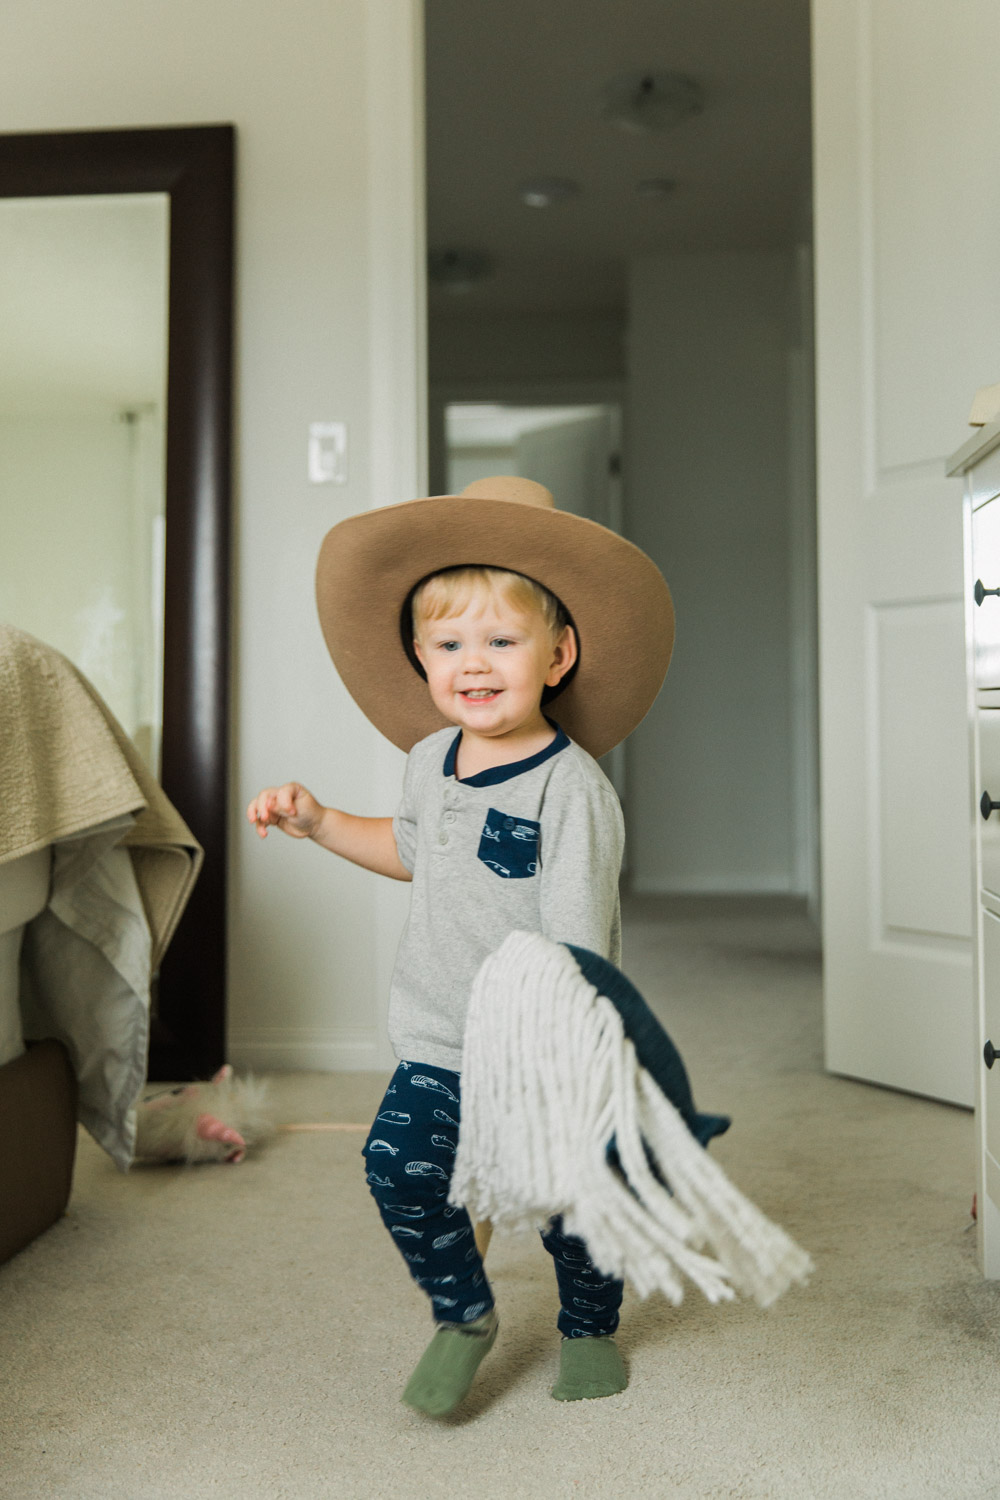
[248,476,674,1416]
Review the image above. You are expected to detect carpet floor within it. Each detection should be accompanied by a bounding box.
[3,897,1000,1499]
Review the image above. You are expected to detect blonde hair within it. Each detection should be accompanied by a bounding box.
[411,566,569,643]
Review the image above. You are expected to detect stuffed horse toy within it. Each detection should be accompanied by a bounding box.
[452,931,812,1309]
[134,1065,275,1164]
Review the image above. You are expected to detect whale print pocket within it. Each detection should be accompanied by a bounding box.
[477,808,540,879]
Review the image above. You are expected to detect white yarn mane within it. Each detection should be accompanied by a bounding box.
[450,931,812,1309]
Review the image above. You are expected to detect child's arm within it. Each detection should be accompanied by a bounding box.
[246,783,412,881]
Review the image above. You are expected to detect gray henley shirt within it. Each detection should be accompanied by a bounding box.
[389,723,625,1073]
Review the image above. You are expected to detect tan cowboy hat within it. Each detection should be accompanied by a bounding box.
[314,476,674,759]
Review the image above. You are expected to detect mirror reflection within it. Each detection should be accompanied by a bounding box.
[0,193,169,771]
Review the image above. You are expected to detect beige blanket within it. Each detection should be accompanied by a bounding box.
[0,625,203,1167]
[0,624,201,965]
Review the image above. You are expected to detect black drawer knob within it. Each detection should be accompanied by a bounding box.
[986,1040,999,1070]
[982,791,1000,820]
[976,579,1000,606]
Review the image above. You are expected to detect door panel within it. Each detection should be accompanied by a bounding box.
[812,0,998,1108]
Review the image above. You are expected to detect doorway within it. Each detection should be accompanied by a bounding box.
[423,0,818,911]
[444,402,622,529]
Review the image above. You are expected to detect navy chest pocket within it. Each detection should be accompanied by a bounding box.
[477,808,541,879]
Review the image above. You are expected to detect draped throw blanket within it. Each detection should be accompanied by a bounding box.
[450,931,813,1309]
[0,625,202,1167]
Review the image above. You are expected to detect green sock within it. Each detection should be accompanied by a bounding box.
[551,1335,628,1402]
[401,1310,498,1418]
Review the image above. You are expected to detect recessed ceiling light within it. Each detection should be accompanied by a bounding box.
[518,177,581,208]
[603,72,704,134]
[636,178,678,198]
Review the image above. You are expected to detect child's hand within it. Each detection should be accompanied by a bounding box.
[246,783,324,841]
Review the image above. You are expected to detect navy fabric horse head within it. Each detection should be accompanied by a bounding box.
[565,945,730,1150]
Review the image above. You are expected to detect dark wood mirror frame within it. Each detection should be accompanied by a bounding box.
[0,125,234,1080]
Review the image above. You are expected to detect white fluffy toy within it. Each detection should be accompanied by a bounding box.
[134,1065,276,1164]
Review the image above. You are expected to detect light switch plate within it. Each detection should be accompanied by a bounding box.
[308,422,348,484]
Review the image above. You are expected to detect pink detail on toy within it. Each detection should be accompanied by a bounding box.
[195,1111,247,1162]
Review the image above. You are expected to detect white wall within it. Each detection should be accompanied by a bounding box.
[0,0,424,1071]
[625,249,803,894]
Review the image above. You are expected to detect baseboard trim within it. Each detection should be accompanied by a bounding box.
[630,876,801,896]
[228,1028,389,1073]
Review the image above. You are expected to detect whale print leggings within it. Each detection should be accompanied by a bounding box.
[362,1060,624,1339]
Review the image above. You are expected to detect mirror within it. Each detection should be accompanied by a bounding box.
[0,192,169,770]
[0,127,234,1080]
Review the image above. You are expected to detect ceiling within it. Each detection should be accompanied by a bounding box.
[424,0,812,314]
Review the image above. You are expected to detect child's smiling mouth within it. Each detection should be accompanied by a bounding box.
[461,689,500,700]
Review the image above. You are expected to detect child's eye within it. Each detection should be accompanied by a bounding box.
[438,641,459,651]
[491,637,514,649]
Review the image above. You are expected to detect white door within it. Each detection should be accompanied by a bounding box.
[812,0,1000,1108]
[515,409,620,530]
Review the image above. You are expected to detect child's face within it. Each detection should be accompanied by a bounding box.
[413,588,576,743]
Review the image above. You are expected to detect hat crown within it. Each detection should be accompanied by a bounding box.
[460,475,554,509]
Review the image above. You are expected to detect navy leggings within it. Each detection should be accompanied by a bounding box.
[362,1061,624,1338]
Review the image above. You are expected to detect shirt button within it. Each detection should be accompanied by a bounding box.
[438,833,448,845]
[504,817,514,829]
[444,812,456,824]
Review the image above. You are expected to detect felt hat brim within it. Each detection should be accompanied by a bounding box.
[314,485,674,759]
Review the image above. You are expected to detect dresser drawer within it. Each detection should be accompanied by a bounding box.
[972,494,1000,687]
[981,708,1000,898]
[983,910,1000,1163]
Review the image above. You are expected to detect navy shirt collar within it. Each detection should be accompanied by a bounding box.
[443,721,569,787]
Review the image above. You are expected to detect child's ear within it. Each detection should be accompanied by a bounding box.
[545,625,578,687]
[412,636,426,667]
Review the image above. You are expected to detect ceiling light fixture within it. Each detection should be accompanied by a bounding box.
[602,72,704,134]
[518,177,581,208]
[427,248,493,293]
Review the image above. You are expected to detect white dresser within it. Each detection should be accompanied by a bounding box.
[950,419,1000,1276]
